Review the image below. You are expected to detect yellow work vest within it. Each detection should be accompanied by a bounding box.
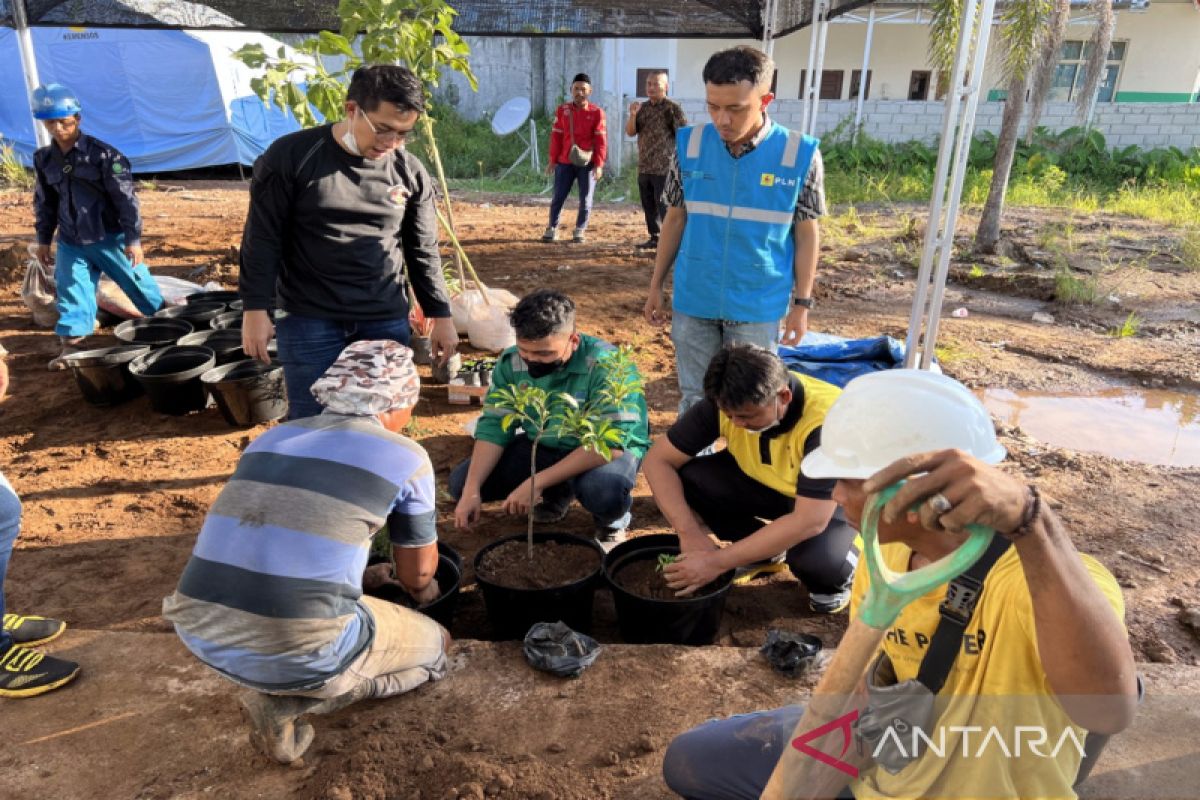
[717,372,842,497]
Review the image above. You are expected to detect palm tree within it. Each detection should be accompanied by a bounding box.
[929,0,1114,253]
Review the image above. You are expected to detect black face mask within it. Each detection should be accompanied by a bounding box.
[526,358,566,379]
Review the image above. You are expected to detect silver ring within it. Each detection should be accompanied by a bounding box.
[928,492,953,514]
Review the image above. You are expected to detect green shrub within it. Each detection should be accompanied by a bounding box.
[0,142,33,190]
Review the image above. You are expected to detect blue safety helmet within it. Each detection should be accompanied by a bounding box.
[31,84,82,120]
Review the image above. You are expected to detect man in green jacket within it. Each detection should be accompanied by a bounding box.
[450,290,649,550]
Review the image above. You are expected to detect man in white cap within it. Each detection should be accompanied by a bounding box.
[164,340,448,764]
[661,369,1137,800]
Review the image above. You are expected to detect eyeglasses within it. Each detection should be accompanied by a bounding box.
[358,108,412,144]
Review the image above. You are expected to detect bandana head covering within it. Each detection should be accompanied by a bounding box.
[310,340,419,416]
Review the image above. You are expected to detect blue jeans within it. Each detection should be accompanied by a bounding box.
[54,233,164,337]
[671,311,780,414]
[0,471,22,652]
[663,705,855,800]
[548,163,595,231]
[274,312,411,420]
[448,436,640,530]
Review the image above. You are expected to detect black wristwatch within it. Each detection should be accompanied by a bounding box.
[792,296,815,309]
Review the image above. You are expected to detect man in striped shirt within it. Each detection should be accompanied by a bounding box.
[164,340,448,764]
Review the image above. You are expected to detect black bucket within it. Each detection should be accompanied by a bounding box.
[209,310,243,331]
[177,329,246,365]
[63,345,151,406]
[186,290,239,306]
[473,532,605,639]
[128,345,216,415]
[200,359,287,427]
[228,299,244,311]
[604,534,734,646]
[365,542,464,629]
[113,317,194,347]
[155,301,227,326]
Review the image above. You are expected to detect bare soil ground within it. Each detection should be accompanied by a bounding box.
[1,184,1198,799]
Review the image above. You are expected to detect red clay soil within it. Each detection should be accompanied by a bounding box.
[0,184,1198,798]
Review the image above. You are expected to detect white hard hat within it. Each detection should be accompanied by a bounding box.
[801,369,1005,480]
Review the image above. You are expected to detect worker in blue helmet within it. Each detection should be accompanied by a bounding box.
[30,83,164,368]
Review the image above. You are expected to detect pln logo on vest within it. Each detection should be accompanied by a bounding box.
[760,173,797,188]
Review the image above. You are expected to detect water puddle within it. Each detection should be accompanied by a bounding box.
[979,387,1200,467]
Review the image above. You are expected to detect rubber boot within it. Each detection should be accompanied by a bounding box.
[239,692,321,764]
[48,336,86,371]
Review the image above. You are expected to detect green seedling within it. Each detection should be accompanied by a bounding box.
[656,553,679,573]
[1107,311,1141,339]
[490,346,643,559]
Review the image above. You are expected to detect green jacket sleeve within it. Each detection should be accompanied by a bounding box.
[473,350,519,448]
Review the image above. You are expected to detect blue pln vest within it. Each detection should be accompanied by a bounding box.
[674,122,818,323]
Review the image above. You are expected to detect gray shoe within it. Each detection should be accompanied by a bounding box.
[572,228,586,243]
[541,226,558,242]
[594,512,631,553]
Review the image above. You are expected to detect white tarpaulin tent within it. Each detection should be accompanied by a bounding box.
[0,26,300,170]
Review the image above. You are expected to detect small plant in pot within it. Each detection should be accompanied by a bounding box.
[473,346,643,635]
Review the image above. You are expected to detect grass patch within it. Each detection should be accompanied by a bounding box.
[934,340,973,365]
[1107,311,1142,339]
[1053,262,1102,305]
[0,142,33,190]
[1177,227,1200,271]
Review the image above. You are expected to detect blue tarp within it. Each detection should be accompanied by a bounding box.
[779,332,915,388]
[0,26,300,171]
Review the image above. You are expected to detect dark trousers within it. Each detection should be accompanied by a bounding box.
[448,436,639,529]
[637,172,667,238]
[678,451,857,596]
[547,163,595,231]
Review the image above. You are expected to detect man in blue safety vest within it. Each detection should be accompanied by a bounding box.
[643,46,826,414]
[31,83,163,368]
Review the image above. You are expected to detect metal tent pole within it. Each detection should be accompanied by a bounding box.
[807,0,831,136]
[800,0,823,133]
[904,0,998,368]
[763,0,780,58]
[852,6,876,143]
[12,0,50,148]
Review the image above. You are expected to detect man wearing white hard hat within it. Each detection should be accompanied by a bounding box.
[662,368,1137,800]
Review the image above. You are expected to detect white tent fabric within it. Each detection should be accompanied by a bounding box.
[0,26,301,170]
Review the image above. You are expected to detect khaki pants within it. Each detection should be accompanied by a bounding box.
[297,595,448,701]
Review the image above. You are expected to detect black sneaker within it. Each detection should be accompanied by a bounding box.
[3,613,67,646]
[0,644,80,698]
[532,502,570,524]
[635,237,658,250]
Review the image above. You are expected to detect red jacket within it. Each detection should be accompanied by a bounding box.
[549,102,607,168]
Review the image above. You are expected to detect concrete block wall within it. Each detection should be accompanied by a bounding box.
[671,99,1200,152]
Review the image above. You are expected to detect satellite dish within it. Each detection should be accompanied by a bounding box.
[493,97,540,178]
[492,97,532,136]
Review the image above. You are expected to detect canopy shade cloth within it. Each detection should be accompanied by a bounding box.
[1,0,875,37]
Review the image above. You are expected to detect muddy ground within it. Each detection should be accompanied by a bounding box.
[0,183,1198,799]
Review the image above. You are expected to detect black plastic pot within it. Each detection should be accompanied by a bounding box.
[113,317,194,347]
[228,299,244,311]
[128,345,216,415]
[474,532,605,639]
[209,311,243,331]
[63,345,151,406]
[186,289,239,306]
[201,359,288,427]
[365,542,463,629]
[155,301,227,326]
[604,534,734,646]
[177,329,245,364]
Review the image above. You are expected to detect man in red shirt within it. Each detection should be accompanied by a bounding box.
[542,73,607,244]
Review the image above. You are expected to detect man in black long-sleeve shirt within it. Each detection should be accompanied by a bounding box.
[239,65,457,419]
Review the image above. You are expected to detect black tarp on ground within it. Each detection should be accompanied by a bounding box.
[2,0,876,37]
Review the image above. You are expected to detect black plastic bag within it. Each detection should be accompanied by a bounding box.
[523,621,602,678]
[760,629,822,677]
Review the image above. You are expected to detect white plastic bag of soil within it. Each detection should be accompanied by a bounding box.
[21,244,58,327]
[451,286,519,352]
